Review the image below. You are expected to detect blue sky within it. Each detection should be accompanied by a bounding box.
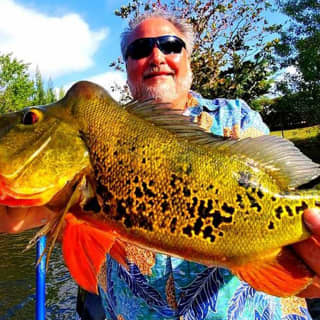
[0,0,288,100]
[0,0,128,99]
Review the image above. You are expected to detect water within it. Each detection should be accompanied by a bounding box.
[0,230,78,319]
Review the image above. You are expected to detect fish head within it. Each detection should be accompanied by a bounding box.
[0,99,91,207]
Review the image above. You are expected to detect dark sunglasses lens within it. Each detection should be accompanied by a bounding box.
[159,38,185,54]
[128,39,154,60]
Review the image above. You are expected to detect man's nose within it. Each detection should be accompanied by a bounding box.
[148,46,166,65]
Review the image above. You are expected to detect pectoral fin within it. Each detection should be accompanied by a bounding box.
[62,213,127,294]
[231,247,314,297]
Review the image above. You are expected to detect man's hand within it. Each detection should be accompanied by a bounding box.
[294,208,320,298]
[0,206,55,234]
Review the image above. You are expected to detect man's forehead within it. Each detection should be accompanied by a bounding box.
[128,17,185,44]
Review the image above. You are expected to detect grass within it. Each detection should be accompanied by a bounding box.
[271,125,320,189]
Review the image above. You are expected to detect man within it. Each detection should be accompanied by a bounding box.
[1,10,320,320]
[76,11,320,320]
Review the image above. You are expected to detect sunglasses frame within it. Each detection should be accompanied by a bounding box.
[125,35,186,60]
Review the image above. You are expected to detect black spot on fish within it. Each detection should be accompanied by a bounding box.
[149,180,154,186]
[194,218,203,235]
[131,146,136,152]
[203,226,215,242]
[236,194,245,209]
[246,192,262,212]
[271,196,276,202]
[212,210,232,228]
[113,150,118,156]
[257,190,264,199]
[138,216,153,231]
[142,182,156,197]
[83,197,101,213]
[137,202,146,212]
[142,158,146,164]
[192,197,198,206]
[170,217,177,233]
[183,187,191,197]
[161,201,170,213]
[275,206,283,219]
[268,221,274,229]
[198,200,205,217]
[183,225,192,237]
[118,160,123,165]
[135,187,143,198]
[285,206,293,217]
[186,203,195,218]
[316,201,320,207]
[116,199,126,220]
[218,231,224,237]
[133,176,139,183]
[124,216,133,228]
[222,203,235,215]
[206,184,214,191]
[162,192,168,199]
[296,201,308,215]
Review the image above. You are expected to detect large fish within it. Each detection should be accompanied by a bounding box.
[0,81,320,297]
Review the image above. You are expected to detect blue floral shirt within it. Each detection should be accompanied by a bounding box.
[77,92,311,320]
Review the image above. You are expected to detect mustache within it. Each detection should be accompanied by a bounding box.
[143,66,174,78]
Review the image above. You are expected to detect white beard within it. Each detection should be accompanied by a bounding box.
[130,69,193,103]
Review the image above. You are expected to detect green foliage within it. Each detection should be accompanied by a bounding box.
[0,53,59,113]
[273,0,320,128]
[0,53,35,113]
[32,66,46,105]
[113,0,279,104]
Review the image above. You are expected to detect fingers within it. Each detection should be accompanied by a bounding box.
[298,276,320,298]
[0,206,55,234]
[303,208,320,235]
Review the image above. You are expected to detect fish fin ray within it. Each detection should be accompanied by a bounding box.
[124,101,320,189]
[231,247,314,297]
[62,213,127,294]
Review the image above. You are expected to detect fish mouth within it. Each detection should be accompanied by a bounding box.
[0,135,55,207]
[0,174,52,206]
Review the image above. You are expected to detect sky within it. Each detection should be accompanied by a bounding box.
[0,0,288,100]
[0,0,128,99]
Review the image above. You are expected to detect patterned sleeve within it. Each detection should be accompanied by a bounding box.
[190,95,270,139]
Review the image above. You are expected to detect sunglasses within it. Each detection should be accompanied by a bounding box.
[125,35,186,60]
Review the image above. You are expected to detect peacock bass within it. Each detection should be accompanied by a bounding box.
[0,81,320,297]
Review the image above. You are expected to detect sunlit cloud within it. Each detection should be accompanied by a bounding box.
[62,71,127,101]
[0,0,108,77]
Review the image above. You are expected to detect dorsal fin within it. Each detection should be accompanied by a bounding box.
[124,100,320,190]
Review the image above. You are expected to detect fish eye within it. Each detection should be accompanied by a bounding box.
[22,109,42,125]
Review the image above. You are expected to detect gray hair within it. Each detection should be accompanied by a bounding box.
[121,9,194,60]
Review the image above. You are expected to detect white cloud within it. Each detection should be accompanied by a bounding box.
[0,0,108,77]
[62,71,127,102]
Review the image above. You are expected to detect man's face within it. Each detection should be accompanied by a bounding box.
[126,17,192,105]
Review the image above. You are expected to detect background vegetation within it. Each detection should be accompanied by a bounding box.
[0,0,319,163]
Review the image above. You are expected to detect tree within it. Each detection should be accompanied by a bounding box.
[0,53,35,113]
[32,66,46,105]
[273,0,320,128]
[113,0,279,105]
[46,78,56,104]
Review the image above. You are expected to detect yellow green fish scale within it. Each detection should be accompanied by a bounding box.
[74,95,320,267]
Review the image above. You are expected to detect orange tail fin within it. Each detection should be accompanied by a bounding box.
[231,247,315,297]
[62,213,127,294]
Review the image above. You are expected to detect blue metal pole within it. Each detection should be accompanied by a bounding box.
[36,236,46,320]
